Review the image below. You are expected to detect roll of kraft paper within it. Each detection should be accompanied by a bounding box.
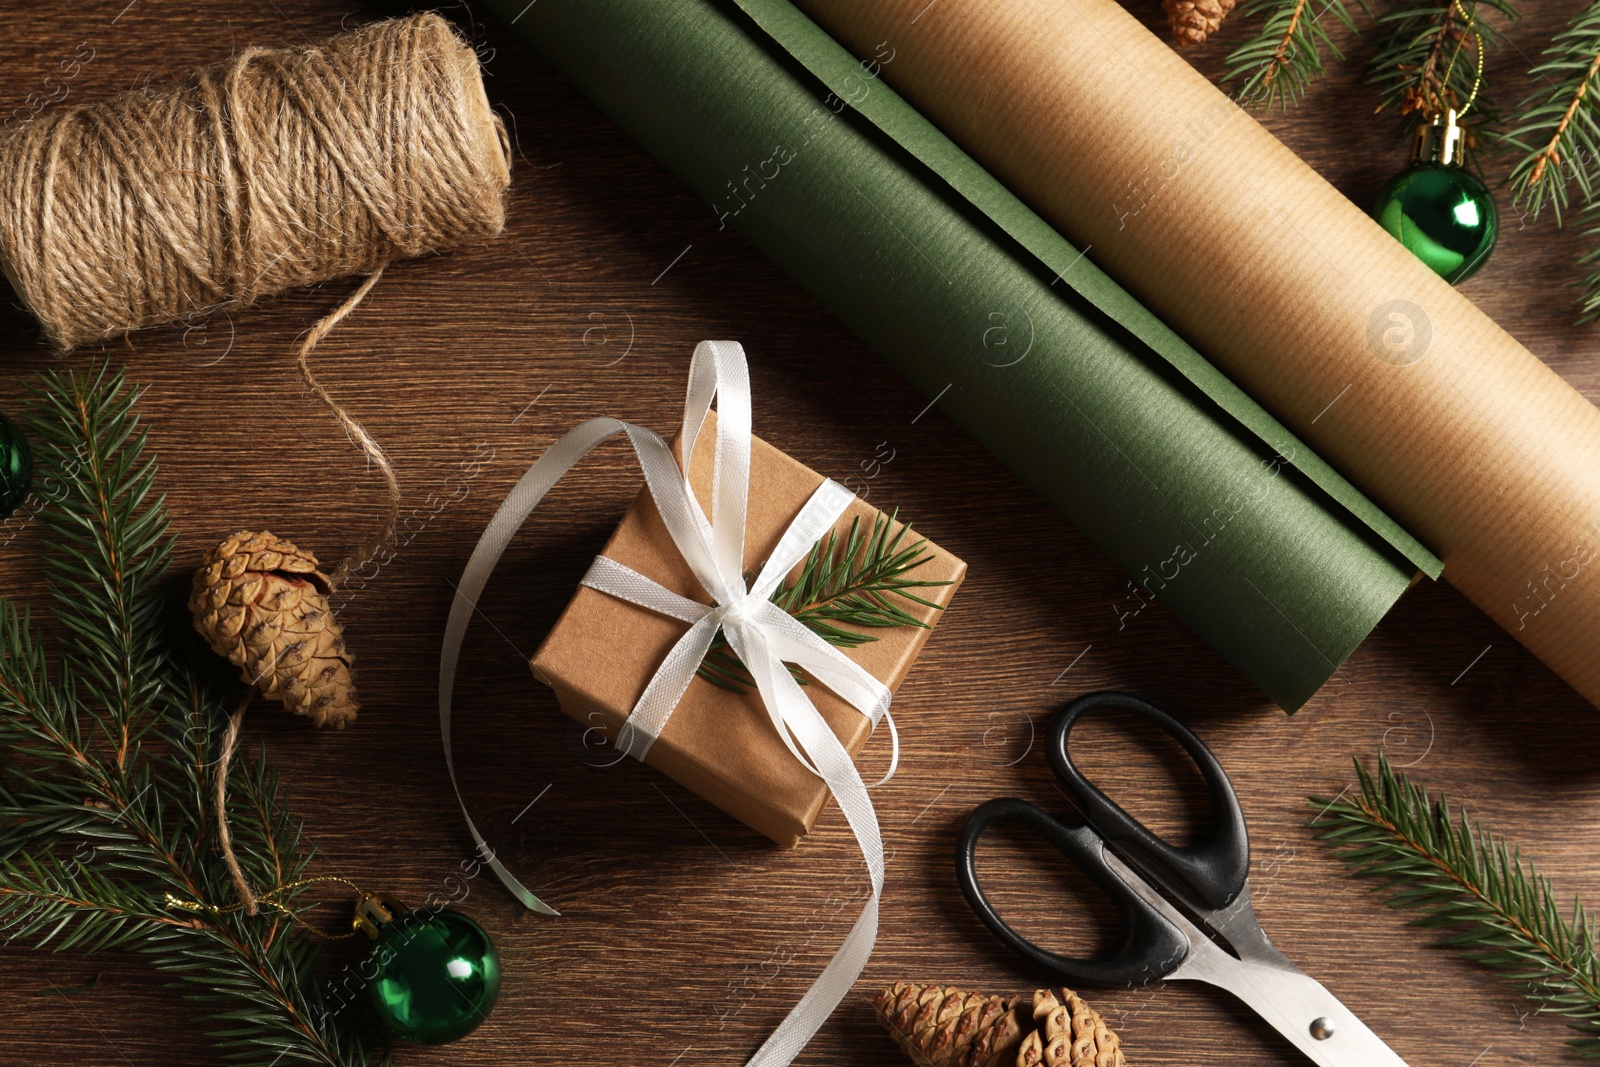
[484,0,1433,711]
[794,0,1600,709]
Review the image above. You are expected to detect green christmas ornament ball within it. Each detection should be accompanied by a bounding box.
[1372,109,1498,285]
[1374,163,1498,284]
[363,899,501,1045]
[0,412,33,519]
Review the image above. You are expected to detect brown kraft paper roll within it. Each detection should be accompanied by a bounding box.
[793,0,1600,708]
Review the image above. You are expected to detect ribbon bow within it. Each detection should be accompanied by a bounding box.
[439,340,897,1066]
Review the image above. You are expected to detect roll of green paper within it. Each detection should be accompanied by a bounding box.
[486,0,1435,710]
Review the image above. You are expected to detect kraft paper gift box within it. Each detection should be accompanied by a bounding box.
[529,414,965,846]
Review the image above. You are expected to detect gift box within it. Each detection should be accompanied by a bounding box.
[530,413,965,846]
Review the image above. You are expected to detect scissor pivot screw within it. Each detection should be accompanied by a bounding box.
[1309,1017,1335,1040]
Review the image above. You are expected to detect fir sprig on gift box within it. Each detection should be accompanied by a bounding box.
[1312,755,1600,1056]
[696,510,951,693]
[0,365,389,1067]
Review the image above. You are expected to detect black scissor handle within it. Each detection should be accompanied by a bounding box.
[1050,691,1249,910]
[956,798,1191,986]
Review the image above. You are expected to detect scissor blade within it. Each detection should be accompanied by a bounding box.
[1181,954,1411,1067]
[1095,851,1411,1067]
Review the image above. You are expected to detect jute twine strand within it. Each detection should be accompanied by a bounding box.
[298,266,401,590]
[216,693,258,915]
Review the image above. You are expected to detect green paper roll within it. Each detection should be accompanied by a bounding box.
[485,0,1422,709]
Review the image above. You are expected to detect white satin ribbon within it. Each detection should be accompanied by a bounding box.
[439,340,897,1066]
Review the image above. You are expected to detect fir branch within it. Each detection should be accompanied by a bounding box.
[1574,206,1600,321]
[150,644,378,1067]
[1225,0,1364,110]
[1311,755,1600,1055]
[0,364,388,1067]
[28,365,173,769]
[1505,2,1600,320]
[696,510,950,693]
[1508,3,1600,225]
[1368,0,1517,157]
[0,852,194,951]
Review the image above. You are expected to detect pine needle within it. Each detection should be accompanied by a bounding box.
[1225,0,1365,110]
[0,365,391,1067]
[1311,755,1600,1056]
[696,510,951,693]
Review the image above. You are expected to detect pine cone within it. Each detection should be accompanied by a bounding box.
[877,984,1126,1067]
[1016,989,1125,1067]
[189,531,359,728]
[1163,0,1236,47]
[874,983,1030,1067]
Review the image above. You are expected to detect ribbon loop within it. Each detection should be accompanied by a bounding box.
[439,341,894,1067]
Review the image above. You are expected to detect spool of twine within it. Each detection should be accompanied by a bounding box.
[0,11,511,584]
[0,11,510,351]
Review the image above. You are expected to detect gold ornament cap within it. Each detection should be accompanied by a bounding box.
[1412,108,1465,167]
[353,891,398,939]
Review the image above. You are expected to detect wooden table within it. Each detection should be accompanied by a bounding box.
[1,2,1596,1064]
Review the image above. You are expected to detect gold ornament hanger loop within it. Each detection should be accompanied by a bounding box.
[165,875,371,941]
[1439,0,1485,119]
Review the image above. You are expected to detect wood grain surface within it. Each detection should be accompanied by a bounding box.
[0,2,1596,1065]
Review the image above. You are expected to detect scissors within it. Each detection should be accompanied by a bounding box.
[956,691,1409,1067]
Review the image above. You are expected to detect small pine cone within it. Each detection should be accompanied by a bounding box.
[1163,0,1236,46]
[189,531,359,728]
[1016,989,1125,1067]
[874,983,1030,1067]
